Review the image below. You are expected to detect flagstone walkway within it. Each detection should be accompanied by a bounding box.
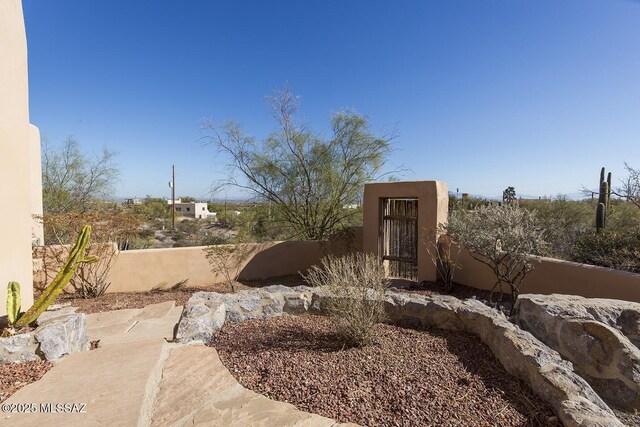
[3,301,352,426]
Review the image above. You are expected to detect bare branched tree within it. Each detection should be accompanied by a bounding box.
[445,203,549,313]
[614,163,640,210]
[202,85,396,240]
[42,137,119,214]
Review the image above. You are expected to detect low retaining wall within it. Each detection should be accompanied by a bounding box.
[176,287,625,426]
[454,246,640,303]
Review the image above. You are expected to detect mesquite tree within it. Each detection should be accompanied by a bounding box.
[202,85,394,240]
[445,203,548,313]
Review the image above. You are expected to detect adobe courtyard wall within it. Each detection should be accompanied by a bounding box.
[34,228,362,293]
[454,245,640,303]
[1,0,39,315]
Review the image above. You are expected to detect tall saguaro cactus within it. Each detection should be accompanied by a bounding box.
[596,167,612,232]
[13,225,97,328]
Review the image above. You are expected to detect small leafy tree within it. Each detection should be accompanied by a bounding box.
[204,243,255,292]
[304,253,388,347]
[445,203,548,313]
[42,137,119,214]
[202,84,396,240]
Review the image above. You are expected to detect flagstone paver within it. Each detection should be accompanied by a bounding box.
[2,302,350,427]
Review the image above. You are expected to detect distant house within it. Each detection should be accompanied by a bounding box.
[125,198,142,205]
[173,202,211,219]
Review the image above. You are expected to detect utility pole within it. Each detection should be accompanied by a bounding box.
[171,165,176,230]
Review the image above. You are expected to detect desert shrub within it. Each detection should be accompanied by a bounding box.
[445,203,549,313]
[520,196,592,259]
[571,228,640,273]
[40,211,140,298]
[427,232,461,292]
[204,243,256,292]
[304,253,389,347]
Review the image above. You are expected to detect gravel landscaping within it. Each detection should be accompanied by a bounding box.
[211,315,560,427]
[0,360,52,403]
[55,275,309,314]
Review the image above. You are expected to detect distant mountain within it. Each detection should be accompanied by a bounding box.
[448,191,588,201]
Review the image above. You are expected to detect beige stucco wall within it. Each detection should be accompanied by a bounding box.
[0,0,37,315]
[34,228,362,293]
[105,241,324,292]
[455,247,640,303]
[30,124,44,246]
[363,181,448,282]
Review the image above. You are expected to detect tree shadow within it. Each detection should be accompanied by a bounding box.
[406,324,559,426]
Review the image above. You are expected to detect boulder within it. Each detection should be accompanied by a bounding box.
[37,306,79,324]
[0,332,39,363]
[515,294,640,348]
[223,289,286,322]
[175,295,226,344]
[515,294,640,411]
[456,301,622,427]
[262,285,315,315]
[384,292,465,330]
[1,313,89,362]
[34,313,90,361]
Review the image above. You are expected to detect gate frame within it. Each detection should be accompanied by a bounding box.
[381,198,419,280]
[363,181,449,283]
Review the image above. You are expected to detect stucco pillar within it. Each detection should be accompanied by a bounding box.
[362,181,449,282]
[0,0,38,314]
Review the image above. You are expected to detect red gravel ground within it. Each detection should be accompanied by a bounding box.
[211,315,560,427]
[58,287,207,314]
[57,275,308,314]
[0,360,52,403]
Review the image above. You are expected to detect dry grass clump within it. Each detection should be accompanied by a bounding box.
[304,253,388,347]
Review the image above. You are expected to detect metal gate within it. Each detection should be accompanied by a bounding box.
[381,198,418,280]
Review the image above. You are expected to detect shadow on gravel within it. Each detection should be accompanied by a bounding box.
[411,324,560,427]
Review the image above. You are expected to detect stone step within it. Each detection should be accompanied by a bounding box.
[151,344,346,427]
[98,307,182,347]
[3,338,170,426]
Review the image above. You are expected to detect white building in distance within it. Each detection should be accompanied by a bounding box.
[173,202,214,219]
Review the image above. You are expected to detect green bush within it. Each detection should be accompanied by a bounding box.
[571,229,640,274]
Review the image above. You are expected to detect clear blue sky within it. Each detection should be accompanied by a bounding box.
[23,0,640,200]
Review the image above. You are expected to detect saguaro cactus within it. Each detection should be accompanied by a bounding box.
[13,225,97,328]
[596,168,611,232]
[6,282,21,325]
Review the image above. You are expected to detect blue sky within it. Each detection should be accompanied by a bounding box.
[23,0,640,200]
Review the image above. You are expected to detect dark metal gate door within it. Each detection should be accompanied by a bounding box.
[381,198,418,280]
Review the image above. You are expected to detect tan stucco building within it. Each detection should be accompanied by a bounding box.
[1,0,42,315]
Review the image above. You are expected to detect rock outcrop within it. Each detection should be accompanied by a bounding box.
[514,294,640,411]
[175,296,226,344]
